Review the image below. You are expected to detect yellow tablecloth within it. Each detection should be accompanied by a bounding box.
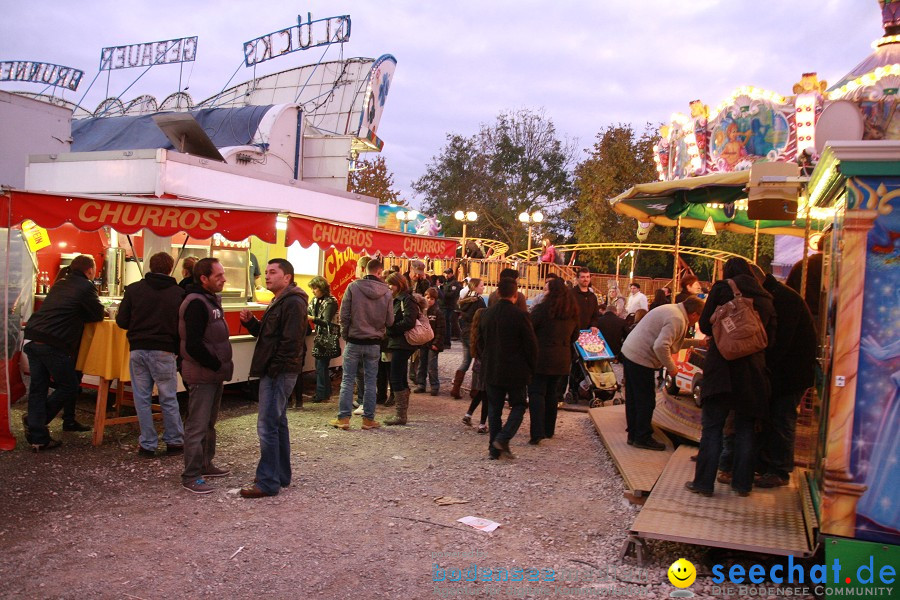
[76,320,131,382]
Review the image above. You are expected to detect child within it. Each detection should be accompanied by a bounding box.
[414,288,445,395]
[462,307,488,433]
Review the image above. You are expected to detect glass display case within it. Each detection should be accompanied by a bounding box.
[210,235,250,303]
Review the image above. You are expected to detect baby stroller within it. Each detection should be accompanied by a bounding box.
[566,330,622,408]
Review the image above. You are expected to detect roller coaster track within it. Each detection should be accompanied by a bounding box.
[444,237,510,257]
[506,242,752,263]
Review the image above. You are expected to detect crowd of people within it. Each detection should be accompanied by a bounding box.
[19,251,817,498]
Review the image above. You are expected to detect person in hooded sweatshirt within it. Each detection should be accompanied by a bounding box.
[330,259,394,430]
[116,252,186,457]
[687,257,776,498]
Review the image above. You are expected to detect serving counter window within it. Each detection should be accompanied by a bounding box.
[210,240,251,302]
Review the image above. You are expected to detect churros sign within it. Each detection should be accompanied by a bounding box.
[6,192,279,243]
[289,216,456,258]
[77,201,219,232]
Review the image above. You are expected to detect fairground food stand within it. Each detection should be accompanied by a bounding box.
[0,185,456,449]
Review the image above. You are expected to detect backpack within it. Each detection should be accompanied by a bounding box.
[553,249,565,265]
[404,304,434,346]
[710,279,768,360]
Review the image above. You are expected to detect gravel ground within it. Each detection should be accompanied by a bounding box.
[0,345,816,599]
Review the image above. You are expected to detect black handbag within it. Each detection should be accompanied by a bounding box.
[312,322,342,359]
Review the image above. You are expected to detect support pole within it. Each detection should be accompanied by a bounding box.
[615,256,621,291]
[673,218,681,303]
[460,223,467,261]
[800,209,812,301]
[753,220,760,264]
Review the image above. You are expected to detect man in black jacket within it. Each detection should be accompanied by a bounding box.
[116,252,185,457]
[477,277,538,459]
[572,267,601,330]
[567,267,601,400]
[440,268,463,346]
[23,254,104,450]
[239,259,308,498]
[753,265,817,488]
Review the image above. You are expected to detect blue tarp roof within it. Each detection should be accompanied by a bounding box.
[71,105,274,151]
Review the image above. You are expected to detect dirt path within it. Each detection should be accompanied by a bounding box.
[0,346,811,599]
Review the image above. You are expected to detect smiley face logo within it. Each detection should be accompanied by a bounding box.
[667,558,696,588]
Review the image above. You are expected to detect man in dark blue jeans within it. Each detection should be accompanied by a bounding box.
[239,259,308,498]
[476,277,538,459]
[23,254,104,451]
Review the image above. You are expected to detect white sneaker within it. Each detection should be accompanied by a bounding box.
[353,406,364,415]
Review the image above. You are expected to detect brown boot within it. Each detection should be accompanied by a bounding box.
[450,370,465,399]
[329,417,350,430]
[385,390,410,425]
[361,417,382,430]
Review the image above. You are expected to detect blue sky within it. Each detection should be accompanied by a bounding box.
[0,1,880,204]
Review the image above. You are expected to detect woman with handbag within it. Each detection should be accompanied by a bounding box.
[308,276,340,403]
[384,272,421,425]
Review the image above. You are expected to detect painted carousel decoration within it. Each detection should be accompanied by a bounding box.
[654,0,900,181]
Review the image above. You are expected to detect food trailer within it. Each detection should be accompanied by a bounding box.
[0,188,456,447]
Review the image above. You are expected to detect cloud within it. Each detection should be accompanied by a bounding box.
[0,0,882,203]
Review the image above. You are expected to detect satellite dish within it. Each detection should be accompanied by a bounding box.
[815,100,864,155]
[152,113,226,162]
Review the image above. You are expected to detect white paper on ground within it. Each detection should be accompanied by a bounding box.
[457,516,501,532]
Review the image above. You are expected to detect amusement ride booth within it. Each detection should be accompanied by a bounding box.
[596,1,900,580]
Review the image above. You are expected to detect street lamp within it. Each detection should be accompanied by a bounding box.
[454,210,478,257]
[396,209,419,233]
[518,210,543,258]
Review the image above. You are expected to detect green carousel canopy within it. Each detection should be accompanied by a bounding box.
[609,171,825,237]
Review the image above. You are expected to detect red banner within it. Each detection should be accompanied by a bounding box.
[286,215,457,258]
[1,190,278,243]
[322,247,358,303]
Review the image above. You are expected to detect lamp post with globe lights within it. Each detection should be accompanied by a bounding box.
[454,210,478,258]
[518,210,543,258]
[396,209,419,233]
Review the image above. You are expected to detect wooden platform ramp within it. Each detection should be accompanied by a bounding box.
[626,445,816,558]
[588,404,673,495]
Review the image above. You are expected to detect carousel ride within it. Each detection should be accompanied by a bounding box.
[603,1,900,565]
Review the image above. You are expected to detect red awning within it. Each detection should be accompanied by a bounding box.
[286,215,457,258]
[1,190,279,243]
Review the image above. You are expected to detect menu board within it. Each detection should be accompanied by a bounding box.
[574,329,614,361]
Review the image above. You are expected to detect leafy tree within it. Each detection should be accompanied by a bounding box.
[348,155,404,205]
[570,123,671,275]
[414,108,576,251]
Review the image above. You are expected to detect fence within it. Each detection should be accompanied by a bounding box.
[381,256,708,303]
